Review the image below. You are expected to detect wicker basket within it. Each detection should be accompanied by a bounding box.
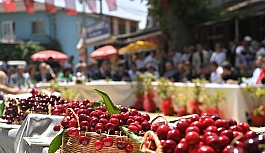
[60,130,139,153]
[140,131,163,153]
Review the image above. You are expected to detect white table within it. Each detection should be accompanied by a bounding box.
[36,81,254,123]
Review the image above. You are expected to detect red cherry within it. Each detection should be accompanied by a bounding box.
[102,137,113,147]
[99,118,108,126]
[244,130,257,139]
[94,140,103,150]
[218,135,230,149]
[126,118,134,125]
[163,140,176,153]
[78,114,87,122]
[120,112,129,121]
[80,121,90,131]
[197,145,215,153]
[205,126,218,133]
[190,121,203,130]
[174,142,188,153]
[185,131,200,145]
[68,127,79,137]
[60,116,70,128]
[141,120,151,131]
[52,108,61,115]
[69,118,78,128]
[128,124,139,133]
[151,124,159,132]
[232,131,244,141]
[156,124,170,140]
[116,140,126,150]
[129,109,138,116]
[190,114,200,122]
[125,144,133,153]
[95,123,104,133]
[201,118,214,129]
[144,139,157,150]
[234,141,243,147]
[229,125,243,132]
[90,116,99,127]
[167,129,181,143]
[176,120,189,131]
[105,123,115,131]
[142,113,150,121]
[185,126,201,134]
[220,130,234,141]
[110,114,121,120]
[214,119,229,129]
[79,135,90,145]
[238,122,250,134]
[53,125,61,131]
[109,118,119,127]
[228,119,237,126]
[205,135,219,149]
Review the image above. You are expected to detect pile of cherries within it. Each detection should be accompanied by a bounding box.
[53,99,151,153]
[1,89,64,124]
[146,113,265,153]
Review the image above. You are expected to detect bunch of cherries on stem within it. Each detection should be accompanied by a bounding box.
[53,99,151,153]
[1,89,64,124]
[146,113,264,153]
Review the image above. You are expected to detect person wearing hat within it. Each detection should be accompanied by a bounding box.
[235,36,255,69]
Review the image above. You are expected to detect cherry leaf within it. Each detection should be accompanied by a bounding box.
[48,129,64,153]
[95,89,121,115]
[90,101,104,109]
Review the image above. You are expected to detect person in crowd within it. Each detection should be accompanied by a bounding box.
[128,62,140,81]
[156,49,167,76]
[210,62,221,83]
[229,38,241,66]
[123,54,133,71]
[210,42,226,66]
[250,55,264,85]
[87,63,98,79]
[197,64,211,81]
[163,61,178,82]
[135,53,145,70]
[34,62,53,82]
[91,60,112,80]
[145,63,159,78]
[175,62,186,82]
[179,46,192,63]
[112,62,131,81]
[64,55,75,70]
[57,67,73,82]
[221,61,241,83]
[251,40,265,59]
[183,61,194,81]
[2,56,9,73]
[168,48,182,68]
[27,64,37,85]
[9,65,32,87]
[192,43,209,75]
[144,51,157,68]
[46,57,60,75]
[254,56,265,85]
[235,36,255,69]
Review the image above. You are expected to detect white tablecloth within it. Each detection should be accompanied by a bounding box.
[37,81,253,123]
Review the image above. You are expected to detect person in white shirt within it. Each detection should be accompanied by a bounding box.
[235,36,255,68]
[251,41,265,59]
[250,55,263,85]
[192,43,210,75]
[128,62,141,81]
[144,51,156,66]
[145,63,159,78]
[210,62,221,83]
[210,43,226,66]
[168,48,182,67]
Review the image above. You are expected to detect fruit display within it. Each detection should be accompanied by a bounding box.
[1,89,64,124]
[139,113,265,153]
[50,89,151,153]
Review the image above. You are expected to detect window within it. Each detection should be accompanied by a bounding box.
[76,21,83,36]
[130,22,137,33]
[31,21,44,35]
[118,19,125,34]
[2,21,15,38]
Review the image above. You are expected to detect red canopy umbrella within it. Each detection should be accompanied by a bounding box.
[31,50,68,61]
[90,45,117,59]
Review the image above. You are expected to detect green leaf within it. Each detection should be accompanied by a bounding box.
[120,126,144,146]
[0,101,5,117]
[90,101,104,109]
[48,129,64,153]
[95,89,120,115]
[132,151,144,153]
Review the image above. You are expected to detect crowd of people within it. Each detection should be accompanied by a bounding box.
[0,35,265,89]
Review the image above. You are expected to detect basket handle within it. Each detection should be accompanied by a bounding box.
[150,115,168,125]
[140,131,163,153]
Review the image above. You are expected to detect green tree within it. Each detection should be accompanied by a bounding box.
[16,41,46,61]
[148,0,212,51]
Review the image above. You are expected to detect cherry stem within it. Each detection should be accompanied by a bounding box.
[107,130,110,137]
[150,115,168,125]
[67,108,80,128]
[231,135,244,146]
[147,139,152,149]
